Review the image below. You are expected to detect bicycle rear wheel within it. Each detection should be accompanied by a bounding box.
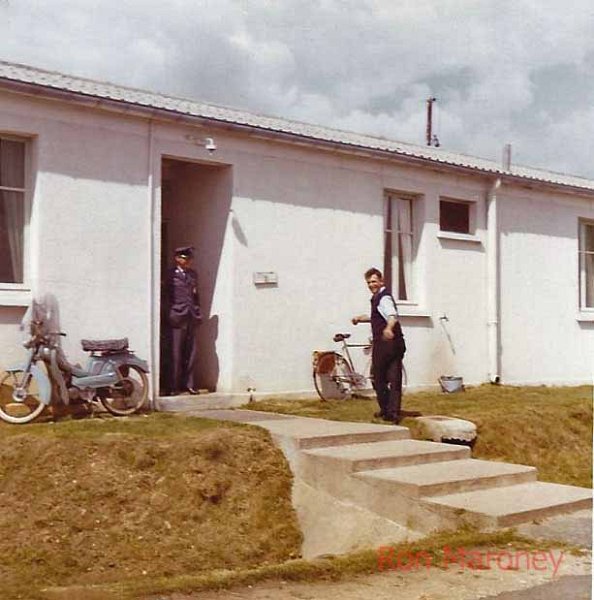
[313,352,354,401]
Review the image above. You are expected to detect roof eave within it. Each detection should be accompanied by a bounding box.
[2,76,593,197]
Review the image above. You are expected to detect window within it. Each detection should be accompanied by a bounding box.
[579,221,594,309]
[440,198,471,234]
[0,137,27,284]
[384,192,414,301]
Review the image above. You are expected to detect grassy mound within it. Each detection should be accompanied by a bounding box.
[0,415,302,598]
[249,385,593,488]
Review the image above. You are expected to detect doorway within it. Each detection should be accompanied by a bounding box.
[159,158,232,395]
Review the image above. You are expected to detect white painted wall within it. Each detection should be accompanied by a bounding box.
[0,89,592,395]
[1,93,152,375]
[499,188,594,384]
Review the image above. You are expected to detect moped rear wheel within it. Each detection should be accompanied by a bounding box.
[0,370,46,424]
[100,364,148,416]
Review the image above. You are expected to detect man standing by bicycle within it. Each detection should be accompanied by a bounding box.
[352,268,406,424]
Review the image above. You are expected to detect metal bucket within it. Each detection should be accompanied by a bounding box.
[438,375,464,393]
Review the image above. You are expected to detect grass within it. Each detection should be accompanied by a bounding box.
[248,384,593,488]
[40,527,585,599]
[0,414,302,599]
[0,386,591,599]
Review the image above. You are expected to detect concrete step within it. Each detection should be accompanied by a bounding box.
[155,393,247,411]
[353,459,538,498]
[302,439,470,477]
[423,481,593,527]
[250,417,411,450]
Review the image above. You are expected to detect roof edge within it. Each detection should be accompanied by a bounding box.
[1,65,594,196]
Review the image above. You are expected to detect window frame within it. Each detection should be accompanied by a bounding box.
[439,196,475,235]
[0,133,32,296]
[579,219,594,311]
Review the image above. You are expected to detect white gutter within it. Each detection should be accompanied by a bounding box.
[487,178,501,383]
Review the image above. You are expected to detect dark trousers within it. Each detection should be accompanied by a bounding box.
[171,317,197,393]
[372,340,404,419]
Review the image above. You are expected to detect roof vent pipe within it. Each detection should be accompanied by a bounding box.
[425,97,440,147]
[502,143,512,171]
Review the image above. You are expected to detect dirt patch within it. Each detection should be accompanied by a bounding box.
[0,418,302,598]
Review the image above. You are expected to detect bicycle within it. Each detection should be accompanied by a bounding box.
[312,332,408,401]
[312,333,370,401]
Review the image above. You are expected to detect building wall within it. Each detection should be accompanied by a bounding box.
[0,89,592,395]
[499,187,594,384]
[0,92,152,371]
[227,143,492,392]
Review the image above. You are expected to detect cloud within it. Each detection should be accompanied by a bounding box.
[2,0,594,177]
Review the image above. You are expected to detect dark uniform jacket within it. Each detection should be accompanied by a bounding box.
[166,267,202,328]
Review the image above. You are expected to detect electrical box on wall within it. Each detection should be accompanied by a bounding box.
[253,271,278,286]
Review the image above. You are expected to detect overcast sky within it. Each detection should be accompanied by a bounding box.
[3,0,594,178]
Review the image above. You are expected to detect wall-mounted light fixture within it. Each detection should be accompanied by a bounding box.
[185,134,217,154]
[204,137,217,153]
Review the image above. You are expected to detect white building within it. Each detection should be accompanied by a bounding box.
[1,60,593,400]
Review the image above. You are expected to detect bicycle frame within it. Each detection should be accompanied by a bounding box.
[338,338,371,385]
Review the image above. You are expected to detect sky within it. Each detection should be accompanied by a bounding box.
[2,0,594,178]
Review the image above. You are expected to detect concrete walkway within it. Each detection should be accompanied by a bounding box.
[174,408,592,559]
[477,575,591,599]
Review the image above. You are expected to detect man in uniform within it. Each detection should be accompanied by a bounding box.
[352,267,407,423]
[166,246,202,395]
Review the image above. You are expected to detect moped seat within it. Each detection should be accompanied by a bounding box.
[81,338,129,352]
[333,333,351,342]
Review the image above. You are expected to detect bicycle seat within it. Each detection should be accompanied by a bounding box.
[81,338,129,352]
[333,333,351,342]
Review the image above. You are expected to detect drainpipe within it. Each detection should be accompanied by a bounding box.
[487,177,501,383]
[147,119,156,408]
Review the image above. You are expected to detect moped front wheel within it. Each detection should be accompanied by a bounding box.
[100,364,148,416]
[0,370,47,424]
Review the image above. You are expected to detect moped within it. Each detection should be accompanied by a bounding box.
[0,300,150,424]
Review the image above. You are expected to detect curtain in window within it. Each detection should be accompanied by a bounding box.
[0,140,25,283]
[585,255,594,307]
[583,224,594,308]
[390,197,412,301]
[383,198,392,290]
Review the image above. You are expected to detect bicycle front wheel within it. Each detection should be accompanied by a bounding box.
[0,370,47,424]
[313,352,354,401]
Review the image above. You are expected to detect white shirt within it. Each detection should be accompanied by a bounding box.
[376,287,399,321]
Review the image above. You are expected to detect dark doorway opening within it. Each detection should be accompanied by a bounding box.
[159,158,232,396]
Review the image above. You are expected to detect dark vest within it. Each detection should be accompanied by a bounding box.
[370,288,405,348]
